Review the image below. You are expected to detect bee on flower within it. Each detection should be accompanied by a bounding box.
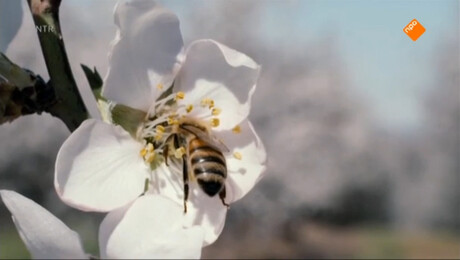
[55,0,266,247]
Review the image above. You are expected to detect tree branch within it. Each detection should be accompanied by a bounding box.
[26,0,88,131]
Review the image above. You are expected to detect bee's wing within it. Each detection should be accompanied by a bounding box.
[181,124,230,153]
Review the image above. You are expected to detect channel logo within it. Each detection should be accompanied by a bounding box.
[403,19,425,41]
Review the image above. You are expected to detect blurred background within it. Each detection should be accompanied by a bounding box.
[1,0,459,258]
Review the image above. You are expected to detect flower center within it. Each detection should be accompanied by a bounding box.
[137,91,222,166]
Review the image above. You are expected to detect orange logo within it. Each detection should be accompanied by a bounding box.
[403,19,425,41]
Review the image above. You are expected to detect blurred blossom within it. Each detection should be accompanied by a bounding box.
[0,190,87,259]
[1,190,203,259]
[54,0,266,247]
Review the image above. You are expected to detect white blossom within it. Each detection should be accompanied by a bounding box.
[55,0,266,245]
[0,190,203,259]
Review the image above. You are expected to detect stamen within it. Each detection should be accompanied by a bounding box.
[175,91,185,100]
[186,104,193,113]
[140,148,147,157]
[200,97,215,108]
[208,99,215,109]
[154,133,163,141]
[150,92,178,116]
[156,125,165,133]
[210,118,220,127]
[147,143,154,152]
[157,83,163,90]
[233,152,242,160]
[167,117,179,125]
[146,153,156,163]
[232,125,241,134]
[211,108,221,116]
[144,116,169,133]
[174,147,186,158]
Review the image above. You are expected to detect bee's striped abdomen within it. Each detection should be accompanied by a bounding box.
[188,138,227,196]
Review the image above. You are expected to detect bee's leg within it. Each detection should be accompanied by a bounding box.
[163,145,169,166]
[173,133,180,149]
[182,154,189,213]
[162,134,175,166]
[219,186,230,209]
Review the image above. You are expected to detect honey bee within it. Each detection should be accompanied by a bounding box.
[163,119,230,213]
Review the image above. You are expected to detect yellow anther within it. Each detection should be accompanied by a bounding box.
[175,91,185,100]
[210,118,220,127]
[156,83,163,90]
[146,152,156,163]
[233,152,242,160]
[211,108,221,116]
[154,133,163,141]
[167,117,179,125]
[232,125,241,134]
[186,104,194,113]
[208,99,215,109]
[200,97,214,108]
[155,125,165,133]
[140,148,147,157]
[174,147,186,158]
[147,143,154,152]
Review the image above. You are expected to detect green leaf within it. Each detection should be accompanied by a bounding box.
[81,64,103,100]
[0,52,34,88]
[111,103,146,137]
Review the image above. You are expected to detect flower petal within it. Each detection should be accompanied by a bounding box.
[55,119,148,212]
[152,164,228,246]
[175,39,260,130]
[183,183,228,246]
[0,190,87,259]
[99,194,204,259]
[103,0,184,111]
[216,119,267,203]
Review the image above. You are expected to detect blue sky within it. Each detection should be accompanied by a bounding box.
[258,0,459,130]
